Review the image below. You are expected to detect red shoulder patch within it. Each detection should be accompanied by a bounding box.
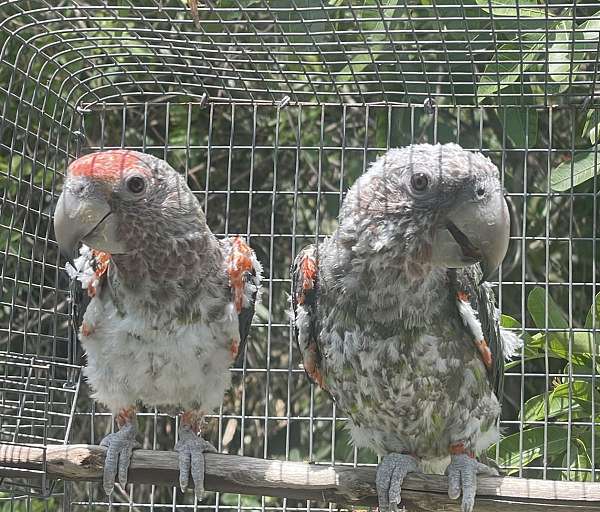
[227,237,254,313]
[457,291,470,303]
[229,338,240,361]
[88,250,111,297]
[297,253,317,305]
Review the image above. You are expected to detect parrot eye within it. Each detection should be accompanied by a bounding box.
[126,175,146,195]
[410,173,429,192]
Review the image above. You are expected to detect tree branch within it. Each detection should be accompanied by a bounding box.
[1,443,600,511]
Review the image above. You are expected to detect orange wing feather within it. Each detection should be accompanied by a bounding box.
[226,237,255,314]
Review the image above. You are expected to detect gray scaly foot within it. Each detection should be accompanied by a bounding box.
[99,422,140,495]
[376,453,420,511]
[446,453,498,512]
[175,424,217,495]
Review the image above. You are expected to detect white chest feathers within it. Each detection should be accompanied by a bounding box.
[80,295,239,413]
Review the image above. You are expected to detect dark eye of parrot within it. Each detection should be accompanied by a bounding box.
[410,173,429,192]
[126,175,146,195]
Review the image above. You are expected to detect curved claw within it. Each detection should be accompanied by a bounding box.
[446,453,498,512]
[175,425,217,497]
[99,422,140,495]
[376,453,419,511]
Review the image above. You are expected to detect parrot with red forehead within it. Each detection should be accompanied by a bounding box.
[292,144,520,512]
[54,150,262,495]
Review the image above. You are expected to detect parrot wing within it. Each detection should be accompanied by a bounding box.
[223,236,262,366]
[291,245,328,391]
[65,245,111,338]
[450,266,520,399]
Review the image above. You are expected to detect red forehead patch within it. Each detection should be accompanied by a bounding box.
[68,150,150,181]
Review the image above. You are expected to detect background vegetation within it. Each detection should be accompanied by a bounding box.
[0,0,599,509]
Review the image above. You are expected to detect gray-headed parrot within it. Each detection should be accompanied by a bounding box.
[54,150,262,495]
[291,143,520,512]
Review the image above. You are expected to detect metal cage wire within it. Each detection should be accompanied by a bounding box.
[0,1,599,511]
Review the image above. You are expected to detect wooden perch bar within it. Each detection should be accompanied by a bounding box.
[1,444,600,511]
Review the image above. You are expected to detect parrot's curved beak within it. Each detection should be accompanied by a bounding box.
[430,187,510,282]
[54,186,128,257]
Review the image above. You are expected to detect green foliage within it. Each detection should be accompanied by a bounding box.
[474,0,549,18]
[551,150,600,191]
[493,290,600,480]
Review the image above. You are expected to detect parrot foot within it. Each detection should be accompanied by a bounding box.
[175,424,217,495]
[99,421,140,495]
[446,453,498,512]
[376,453,420,511]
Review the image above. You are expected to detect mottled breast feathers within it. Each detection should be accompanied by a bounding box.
[69,237,262,367]
[292,245,513,402]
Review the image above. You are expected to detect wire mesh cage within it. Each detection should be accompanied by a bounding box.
[0,1,599,510]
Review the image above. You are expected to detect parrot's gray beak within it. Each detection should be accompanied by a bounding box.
[54,186,128,257]
[430,188,510,282]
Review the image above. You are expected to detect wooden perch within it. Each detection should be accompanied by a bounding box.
[1,443,600,511]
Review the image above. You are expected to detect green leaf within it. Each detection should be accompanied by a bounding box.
[585,292,600,329]
[500,107,538,148]
[477,38,544,98]
[522,391,575,422]
[526,290,596,363]
[547,21,569,80]
[491,426,569,473]
[551,149,600,191]
[580,429,600,465]
[527,287,568,330]
[582,110,600,144]
[500,314,520,329]
[563,439,592,482]
[524,332,579,362]
[552,332,595,359]
[526,332,548,350]
[579,14,600,42]
[529,329,597,362]
[548,21,584,85]
[474,0,548,18]
[554,381,598,413]
[522,380,598,422]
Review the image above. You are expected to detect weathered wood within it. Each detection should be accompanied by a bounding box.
[1,443,600,511]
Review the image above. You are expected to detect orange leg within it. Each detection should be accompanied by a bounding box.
[180,409,205,434]
[116,406,136,428]
[449,441,475,458]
